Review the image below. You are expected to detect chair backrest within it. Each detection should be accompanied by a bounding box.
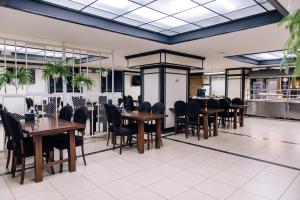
[185,102,200,120]
[195,99,206,108]
[225,97,232,104]
[151,102,165,114]
[127,95,133,101]
[99,96,107,104]
[59,105,73,121]
[0,109,9,137]
[44,102,55,117]
[74,107,88,132]
[124,98,134,111]
[138,95,142,104]
[26,98,34,110]
[5,112,23,143]
[207,98,220,109]
[109,105,122,128]
[118,98,123,106]
[72,97,86,111]
[174,101,186,117]
[104,104,113,123]
[139,101,151,113]
[219,98,230,109]
[232,98,243,105]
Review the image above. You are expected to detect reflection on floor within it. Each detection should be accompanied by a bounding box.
[1,117,300,200]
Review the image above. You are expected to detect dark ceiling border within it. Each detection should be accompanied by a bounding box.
[2,0,286,45]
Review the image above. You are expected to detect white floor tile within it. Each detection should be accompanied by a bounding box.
[120,188,165,200]
[128,170,163,186]
[68,188,115,200]
[174,189,216,200]
[169,170,207,187]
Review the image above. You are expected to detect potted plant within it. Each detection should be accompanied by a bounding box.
[72,73,95,91]
[279,9,300,76]
[0,68,31,93]
[42,59,70,83]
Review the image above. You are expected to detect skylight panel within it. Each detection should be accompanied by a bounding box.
[195,15,229,27]
[124,7,167,23]
[72,0,96,5]
[150,17,187,29]
[270,51,284,58]
[90,0,141,15]
[82,7,118,19]
[147,0,198,15]
[174,6,217,22]
[140,24,164,32]
[171,24,200,33]
[252,53,278,60]
[224,5,265,20]
[42,0,86,10]
[131,0,156,5]
[261,2,276,11]
[244,55,263,60]
[204,0,257,14]
[114,16,143,26]
[193,0,215,4]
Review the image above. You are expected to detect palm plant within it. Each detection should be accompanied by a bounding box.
[0,70,11,93]
[72,73,95,91]
[279,9,300,76]
[0,68,31,93]
[42,59,70,83]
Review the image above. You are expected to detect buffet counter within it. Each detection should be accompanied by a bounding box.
[246,99,300,120]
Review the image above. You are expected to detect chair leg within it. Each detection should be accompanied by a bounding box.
[147,133,150,150]
[59,150,63,173]
[113,135,116,149]
[11,155,16,177]
[119,136,123,155]
[20,157,25,185]
[49,151,55,175]
[81,144,87,166]
[6,150,11,169]
[106,131,110,146]
[197,126,200,140]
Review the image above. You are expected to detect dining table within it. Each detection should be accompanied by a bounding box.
[21,117,85,182]
[198,108,224,139]
[228,104,248,129]
[121,111,166,154]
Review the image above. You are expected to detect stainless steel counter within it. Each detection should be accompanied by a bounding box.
[246,100,300,120]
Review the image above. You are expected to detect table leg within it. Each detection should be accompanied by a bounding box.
[203,114,208,139]
[233,109,238,129]
[33,135,43,182]
[174,115,178,134]
[213,113,218,136]
[89,111,93,135]
[240,108,244,127]
[137,121,144,154]
[68,130,76,172]
[155,119,161,149]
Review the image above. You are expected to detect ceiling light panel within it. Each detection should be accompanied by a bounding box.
[225,5,265,20]
[114,16,143,26]
[147,0,198,15]
[90,0,141,15]
[82,7,118,19]
[252,53,278,60]
[43,0,86,10]
[160,30,178,36]
[174,6,217,22]
[141,24,165,32]
[124,7,167,23]
[193,0,215,4]
[130,0,156,5]
[171,24,200,33]
[261,2,276,11]
[150,16,188,29]
[195,15,229,27]
[72,0,96,5]
[204,0,257,14]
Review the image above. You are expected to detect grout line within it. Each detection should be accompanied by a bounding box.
[164,136,300,171]
[278,172,300,199]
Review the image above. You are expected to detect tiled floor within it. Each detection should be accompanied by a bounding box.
[1,117,300,200]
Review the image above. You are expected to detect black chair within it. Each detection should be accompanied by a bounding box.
[25,98,34,110]
[59,105,73,121]
[5,112,54,184]
[44,102,56,117]
[138,95,142,105]
[145,102,165,149]
[219,98,231,127]
[138,101,151,113]
[0,109,12,170]
[93,96,108,133]
[232,98,243,105]
[110,105,137,154]
[54,107,88,172]
[124,98,134,111]
[195,99,206,108]
[206,98,220,136]
[174,101,186,134]
[72,96,85,111]
[185,101,202,140]
[104,104,114,146]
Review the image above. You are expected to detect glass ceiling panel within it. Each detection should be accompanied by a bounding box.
[124,7,167,23]
[147,0,198,15]
[114,16,143,26]
[195,15,229,27]
[82,7,118,19]
[174,6,217,22]
[90,0,141,15]
[160,30,178,36]
[242,51,297,61]
[43,0,86,10]
[39,0,280,36]
[204,0,257,14]
[225,5,265,20]
[150,16,187,29]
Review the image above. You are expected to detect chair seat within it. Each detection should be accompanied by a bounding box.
[176,117,186,124]
[52,134,83,150]
[13,137,53,157]
[114,124,137,136]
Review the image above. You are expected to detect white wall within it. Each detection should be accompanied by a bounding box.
[211,78,225,96]
[228,78,241,99]
[143,68,159,105]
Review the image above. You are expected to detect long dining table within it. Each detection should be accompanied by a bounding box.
[228,104,248,129]
[21,117,85,182]
[121,111,166,154]
[199,108,224,139]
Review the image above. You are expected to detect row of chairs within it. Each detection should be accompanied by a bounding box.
[104,101,165,153]
[0,106,88,184]
[174,98,243,139]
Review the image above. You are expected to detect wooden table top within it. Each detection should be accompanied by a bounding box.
[122,111,166,121]
[169,107,224,114]
[21,117,85,136]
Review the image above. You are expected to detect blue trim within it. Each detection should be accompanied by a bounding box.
[3,0,284,45]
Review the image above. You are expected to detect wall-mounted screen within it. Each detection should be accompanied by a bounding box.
[131,75,141,86]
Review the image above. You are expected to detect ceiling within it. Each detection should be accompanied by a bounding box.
[0,0,297,72]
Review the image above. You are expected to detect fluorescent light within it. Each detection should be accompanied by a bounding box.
[205,0,256,14]
[150,17,187,29]
[91,0,140,14]
[253,53,278,60]
[124,7,166,23]
[147,0,198,15]
[72,0,96,5]
[174,6,217,22]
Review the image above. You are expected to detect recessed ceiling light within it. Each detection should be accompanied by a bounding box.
[147,0,198,15]
[124,7,166,23]
[91,0,140,14]
[150,17,187,29]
